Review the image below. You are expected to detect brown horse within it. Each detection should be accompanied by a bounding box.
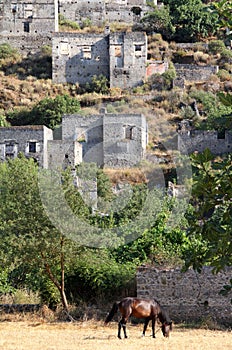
[105,297,172,339]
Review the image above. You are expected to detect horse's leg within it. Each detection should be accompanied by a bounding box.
[151,318,156,338]
[142,318,150,337]
[118,318,128,339]
[118,320,122,339]
[122,319,128,339]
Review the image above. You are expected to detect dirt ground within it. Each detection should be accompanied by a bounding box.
[0,321,231,350]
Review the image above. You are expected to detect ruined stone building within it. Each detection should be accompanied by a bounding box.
[0,125,53,168]
[52,31,147,89]
[0,112,148,169]
[59,0,157,27]
[0,0,58,52]
[178,129,232,155]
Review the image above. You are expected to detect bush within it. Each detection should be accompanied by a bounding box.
[7,94,81,129]
[208,40,226,54]
[59,14,80,30]
[85,74,109,94]
[0,43,20,61]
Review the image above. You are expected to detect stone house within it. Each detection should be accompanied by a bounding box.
[52,31,147,89]
[178,129,232,155]
[0,0,58,53]
[0,125,53,168]
[0,112,148,170]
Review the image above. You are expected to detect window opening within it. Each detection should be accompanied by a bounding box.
[29,141,36,153]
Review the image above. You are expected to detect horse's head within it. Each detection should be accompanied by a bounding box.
[161,322,172,337]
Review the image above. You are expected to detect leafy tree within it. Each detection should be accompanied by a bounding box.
[190,90,232,132]
[6,95,81,129]
[0,156,89,311]
[163,0,218,42]
[141,5,175,40]
[207,0,232,38]
[185,149,232,272]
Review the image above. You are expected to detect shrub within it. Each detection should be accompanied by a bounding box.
[208,40,225,54]
[85,74,109,94]
[0,43,20,61]
[59,14,80,30]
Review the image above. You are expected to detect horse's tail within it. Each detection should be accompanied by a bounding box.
[105,302,119,324]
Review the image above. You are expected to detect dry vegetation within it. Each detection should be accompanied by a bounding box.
[0,319,231,350]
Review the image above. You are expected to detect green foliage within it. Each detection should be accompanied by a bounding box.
[113,198,190,267]
[59,14,80,30]
[0,113,10,127]
[162,0,218,42]
[207,0,232,37]
[0,156,90,308]
[186,150,232,272]
[162,63,177,89]
[0,269,15,294]
[7,94,81,129]
[141,5,175,40]
[0,43,20,61]
[85,74,109,94]
[208,40,226,54]
[189,90,232,131]
[66,249,135,301]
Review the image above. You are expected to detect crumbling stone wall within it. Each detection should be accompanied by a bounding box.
[178,130,232,155]
[52,32,110,85]
[59,0,157,26]
[53,31,147,89]
[0,0,58,53]
[0,125,53,168]
[137,266,232,325]
[62,112,148,168]
[103,113,148,167]
[174,63,219,82]
[109,32,147,89]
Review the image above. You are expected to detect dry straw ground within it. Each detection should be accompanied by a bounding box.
[0,321,231,350]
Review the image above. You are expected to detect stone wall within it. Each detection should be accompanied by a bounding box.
[174,63,219,82]
[0,0,58,54]
[103,113,147,167]
[52,31,147,89]
[178,130,232,155]
[109,32,147,89]
[0,34,52,55]
[62,112,148,168]
[58,0,157,26]
[52,32,110,85]
[137,266,232,325]
[0,125,53,168]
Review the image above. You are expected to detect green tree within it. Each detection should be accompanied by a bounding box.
[141,5,175,39]
[207,0,232,38]
[163,0,218,42]
[0,157,89,311]
[185,149,232,272]
[7,95,81,129]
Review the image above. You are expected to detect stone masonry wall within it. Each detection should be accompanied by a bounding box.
[0,125,53,167]
[174,64,219,82]
[0,0,57,53]
[137,266,232,325]
[52,32,110,85]
[178,130,232,155]
[58,0,157,26]
[109,32,147,89]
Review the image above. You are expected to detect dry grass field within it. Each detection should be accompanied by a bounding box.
[0,320,231,350]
